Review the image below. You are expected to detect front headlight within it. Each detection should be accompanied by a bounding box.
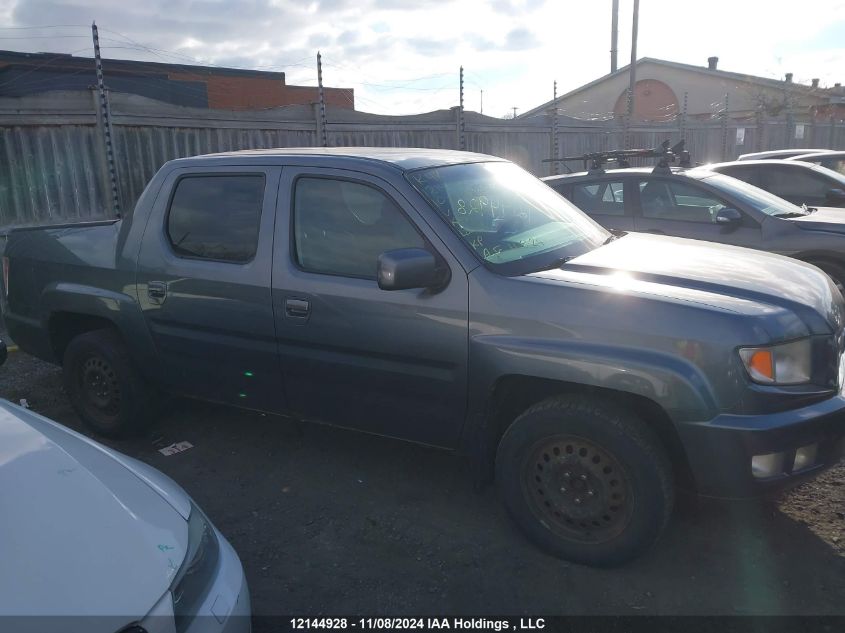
[739,338,812,385]
[170,503,220,632]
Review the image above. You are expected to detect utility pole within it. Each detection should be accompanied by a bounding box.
[625,0,640,148]
[610,0,619,73]
[91,21,121,217]
[480,89,483,115]
[458,65,466,150]
[316,51,328,147]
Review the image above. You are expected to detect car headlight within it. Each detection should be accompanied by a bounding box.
[170,503,220,632]
[739,339,812,385]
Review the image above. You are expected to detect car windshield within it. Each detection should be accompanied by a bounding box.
[810,163,845,184]
[688,171,811,217]
[821,158,845,176]
[407,161,610,273]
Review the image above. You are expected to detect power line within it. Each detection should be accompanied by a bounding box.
[96,26,315,73]
[0,24,89,29]
[0,35,91,39]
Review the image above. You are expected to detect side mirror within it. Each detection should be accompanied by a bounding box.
[715,207,742,226]
[826,188,845,203]
[377,248,446,291]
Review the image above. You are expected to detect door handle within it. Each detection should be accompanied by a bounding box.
[148,281,167,302]
[285,298,310,318]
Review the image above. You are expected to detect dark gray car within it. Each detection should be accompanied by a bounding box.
[5,149,845,567]
[544,166,845,290]
[707,159,845,208]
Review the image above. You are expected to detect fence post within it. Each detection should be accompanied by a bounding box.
[316,52,328,147]
[458,66,466,151]
[450,106,462,149]
[91,21,121,217]
[720,93,729,161]
[90,89,112,212]
[623,107,631,150]
[550,80,558,176]
[313,102,324,147]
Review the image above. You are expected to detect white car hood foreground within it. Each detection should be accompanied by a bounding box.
[0,401,189,628]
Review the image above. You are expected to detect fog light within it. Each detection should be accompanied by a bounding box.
[793,444,818,471]
[751,452,785,478]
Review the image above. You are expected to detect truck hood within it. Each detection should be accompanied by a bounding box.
[533,232,843,335]
[0,402,188,627]
[789,206,845,233]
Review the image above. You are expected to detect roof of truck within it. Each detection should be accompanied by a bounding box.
[175,147,504,171]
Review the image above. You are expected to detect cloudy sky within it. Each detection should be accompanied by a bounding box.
[1,0,844,117]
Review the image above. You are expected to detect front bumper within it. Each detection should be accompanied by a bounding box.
[140,527,251,633]
[184,527,251,633]
[677,394,845,498]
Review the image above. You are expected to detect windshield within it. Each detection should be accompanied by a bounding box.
[821,158,845,176]
[407,162,609,272]
[810,162,845,184]
[688,171,810,217]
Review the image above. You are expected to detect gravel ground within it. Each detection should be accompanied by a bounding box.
[1,349,844,622]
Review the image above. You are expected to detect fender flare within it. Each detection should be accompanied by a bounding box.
[40,282,160,380]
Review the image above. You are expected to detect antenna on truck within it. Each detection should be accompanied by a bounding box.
[543,140,690,175]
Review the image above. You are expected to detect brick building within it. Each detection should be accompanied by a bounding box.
[0,50,354,110]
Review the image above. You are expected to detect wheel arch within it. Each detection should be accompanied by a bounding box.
[480,374,697,493]
[48,311,120,362]
[40,282,159,379]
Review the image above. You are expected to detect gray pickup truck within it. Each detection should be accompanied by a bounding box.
[4,148,845,566]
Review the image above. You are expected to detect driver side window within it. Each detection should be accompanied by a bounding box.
[293,177,425,279]
[638,179,726,223]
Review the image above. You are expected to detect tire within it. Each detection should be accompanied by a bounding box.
[63,328,156,438]
[809,260,845,297]
[495,395,674,567]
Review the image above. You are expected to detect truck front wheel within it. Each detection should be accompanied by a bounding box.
[495,395,674,567]
[63,329,156,438]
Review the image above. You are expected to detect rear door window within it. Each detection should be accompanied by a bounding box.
[572,181,625,216]
[166,175,264,263]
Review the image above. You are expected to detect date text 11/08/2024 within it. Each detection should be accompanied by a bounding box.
[289,618,546,630]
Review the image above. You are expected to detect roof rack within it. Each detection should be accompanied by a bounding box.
[543,140,691,175]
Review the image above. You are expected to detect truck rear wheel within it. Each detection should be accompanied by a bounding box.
[63,329,156,438]
[495,395,674,567]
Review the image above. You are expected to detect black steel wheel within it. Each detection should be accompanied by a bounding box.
[63,328,157,437]
[80,355,122,417]
[524,435,633,544]
[496,395,674,567]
